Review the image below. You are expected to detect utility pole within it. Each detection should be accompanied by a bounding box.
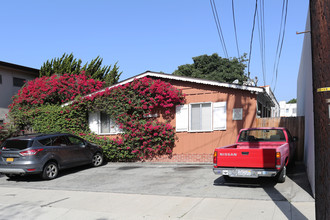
[310,0,330,219]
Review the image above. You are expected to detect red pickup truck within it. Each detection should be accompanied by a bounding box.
[213,127,296,183]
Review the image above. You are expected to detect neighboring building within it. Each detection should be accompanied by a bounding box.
[279,101,297,117]
[87,71,278,162]
[297,10,315,197]
[261,86,280,117]
[0,61,39,123]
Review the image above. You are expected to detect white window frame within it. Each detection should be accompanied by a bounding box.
[176,101,227,132]
[189,102,213,132]
[88,111,122,135]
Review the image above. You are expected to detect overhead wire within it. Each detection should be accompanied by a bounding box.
[272,0,289,92]
[247,0,258,79]
[257,0,266,86]
[231,0,240,58]
[210,0,228,58]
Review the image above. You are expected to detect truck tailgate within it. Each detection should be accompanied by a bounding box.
[216,148,276,168]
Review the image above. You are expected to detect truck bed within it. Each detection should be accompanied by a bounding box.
[215,143,285,168]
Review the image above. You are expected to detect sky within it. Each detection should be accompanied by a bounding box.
[0,0,309,102]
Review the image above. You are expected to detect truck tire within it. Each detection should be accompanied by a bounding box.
[276,166,286,183]
[223,175,231,181]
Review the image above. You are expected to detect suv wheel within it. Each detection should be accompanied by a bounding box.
[5,174,18,179]
[42,162,59,180]
[92,153,103,167]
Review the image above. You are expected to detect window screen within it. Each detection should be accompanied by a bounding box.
[190,103,211,131]
[101,112,110,133]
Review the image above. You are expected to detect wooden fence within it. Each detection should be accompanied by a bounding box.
[256,116,305,161]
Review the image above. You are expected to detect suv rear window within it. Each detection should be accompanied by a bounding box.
[1,140,32,150]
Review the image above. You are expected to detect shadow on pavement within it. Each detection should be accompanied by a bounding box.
[117,166,142,170]
[213,163,311,219]
[286,162,313,197]
[1,163,104,182]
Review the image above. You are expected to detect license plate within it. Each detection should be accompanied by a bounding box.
[237,169,252,176]
[6,158,14,162]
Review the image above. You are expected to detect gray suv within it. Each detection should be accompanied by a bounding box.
[0,133,103,180]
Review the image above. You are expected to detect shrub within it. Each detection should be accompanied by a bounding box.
[9,76,185,161]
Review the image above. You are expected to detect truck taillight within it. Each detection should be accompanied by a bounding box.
[276,152,281,169]
[20,148,44,156]
[213,151,217,167]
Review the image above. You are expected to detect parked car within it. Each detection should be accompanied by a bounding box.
[0,133,103,180]
[213,127,296,183]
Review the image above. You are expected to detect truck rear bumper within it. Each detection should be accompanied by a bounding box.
[213,167,278,178]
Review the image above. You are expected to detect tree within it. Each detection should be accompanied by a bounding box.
[173,53,249,84]
[39,53,122,87]
[287,98,297,104]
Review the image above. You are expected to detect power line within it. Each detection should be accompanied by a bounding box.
[210,0,228,58]
[247,0,258,78]
[231,0,240,58]
[257,0,266,86]
[272,0,289,92]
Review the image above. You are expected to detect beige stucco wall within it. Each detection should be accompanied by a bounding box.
[297,9,315,197]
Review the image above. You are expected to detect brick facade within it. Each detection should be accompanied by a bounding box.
[147,153,213,163]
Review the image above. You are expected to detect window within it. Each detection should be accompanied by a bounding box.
[190,103,212,131]
[38,138,53,146]
[101,112,111,133]
[52,136,68,146]
[176,102,226,132]
[88,111,122,135]
[67,136,85,147]
[2,140,31,150]
[13,77,26,87]
[0,74,2,84]
[238,129,286,142]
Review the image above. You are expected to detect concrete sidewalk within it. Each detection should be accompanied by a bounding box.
[0,187,315,220]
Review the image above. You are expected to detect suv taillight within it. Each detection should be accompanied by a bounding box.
[19,149,44,156]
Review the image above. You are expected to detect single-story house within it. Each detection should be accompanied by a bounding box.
[87,71,278,162]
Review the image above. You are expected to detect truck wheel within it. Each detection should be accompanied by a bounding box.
[42,162,59,180]
[276,166,286,183]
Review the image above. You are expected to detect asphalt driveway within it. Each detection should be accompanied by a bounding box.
[0,162,315,219]
[0,162,314,202]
